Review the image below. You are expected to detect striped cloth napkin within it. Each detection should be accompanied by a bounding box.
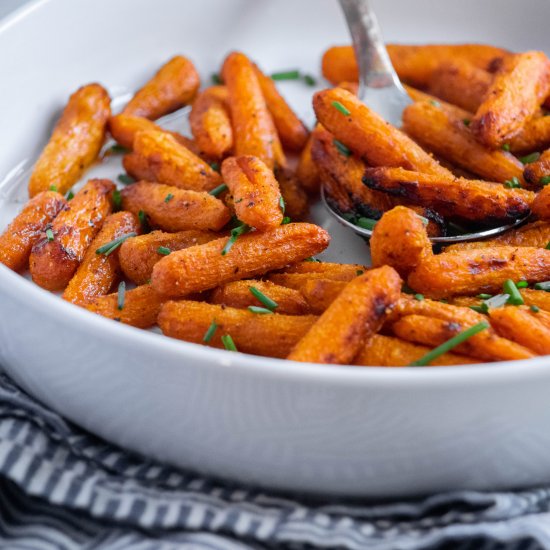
[0,372,548,550]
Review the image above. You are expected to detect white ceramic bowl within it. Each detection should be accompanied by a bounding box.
[1,0,550,498]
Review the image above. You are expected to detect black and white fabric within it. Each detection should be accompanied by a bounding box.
[0,372,549,550]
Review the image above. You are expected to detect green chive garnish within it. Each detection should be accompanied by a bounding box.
[46,228,54,242]
[113,189,122,210]
[271,70,300,81]
[503,177,521,189]
[203,320,218,343]
[530,305,540,313]
[477,293,510,313]
[248,306,274,315]
[332,101,351,116]
[502,143,511,152]
[49,184,58,192]
[534,281,550,291]
[333,139,351,157]
[356,269,364,276]
[304,257,321,262]
[519,152,540,165]
[164,193,174,203]
[417,215,429,226]
[117,281,126,311]
[356,217,377,230]
[249,286,278,310]
[303,74,316,86]
[109,144,130,154]
[414,294,424,301]
[516,280,529,288]
[117,174,134,185]
[429,100,441,107]
[281,216,291,224]
[221,334,238,351]
[66,190,74,201]
[95,232,136,256]
[540,175,550,186]
[409,321,489,366]
[138,210,149,232]
[477,293,492,300]
[503,279,524,305]
[157,246,171,256]
[209,183,228,197]
[209,162,220,172]
[463,118,471,126]
[470,305,485,313]
[279,196,286,214]
[221,224,250,255]
[211,73,222,85]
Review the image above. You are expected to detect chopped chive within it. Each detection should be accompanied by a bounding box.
[483,293,511,311]
[356,269,364,276]
[356,217,377,230]
[95,232,137,256]
[530,305,540,313]
[113,189,122,210]
[281,216,291,224]
[503,176,521,189]
[332,101,351,116]
[249,286,278,310]
[49,184,58,192]
[501,143,511,152]
[429,99,441,107]
[470,305,485,313]
[164,193,174,203]
[279,196,286,214]
[516,280,529,288]
[221,223,250,255]
[157,246,171,256]
[138,210,149,232]
[271,69,300,81]
[463,118,471,126]
[248,306,274,315]
[303,74,316,86]
[534,281,550,291]
[109,143,130,154]
[519,152,540,165]
[304,257,321,262]
[409,321,489,366]
[221,334,238,351]
[414,293,424,301]
[540,175,550,186]
[117,174,135,185]
[45,228,54,242]
[209,161,220,172]
[117,281,126,310]
[417,215,429,226]
[209,183,228,197]
[203,320,218,342]
[66,190,74,201]
[477,293,493,300]
[333,139,351,157]
[503,279,524,305]
[211,73,222,85]
[234,198,243,203]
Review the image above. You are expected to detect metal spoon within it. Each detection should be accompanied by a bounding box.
[322,0,528,243]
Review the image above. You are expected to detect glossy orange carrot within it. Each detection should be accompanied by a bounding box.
[189,86,233,158]
[119,230,219,285]
[298,278,347,314]
[120,181,230,232]
[509,116,550,154]
[63,211,139,304]
[28,84,111,197]
[123,130,222,192]
[29,179,114,290]
[222,52,284,169]
[221,156,283,231]
[253,64,309,151]
[283,261,367,276]
[123,55,199,120]
[0,191,66,272]
[531,185,550,219]
[287,266,402,364]
[524,149,550,188]
[158,300,317,358]
[151,223,330,297]
[295,131,320,194]
[313,87,451,177]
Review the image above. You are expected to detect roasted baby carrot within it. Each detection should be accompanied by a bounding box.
[222,52,284,169]
[524,149,550,188]
[354,334,476,367]
[471,52,550,148]
[531,185,550,219]
[209,280,309,315]
[452,289,550,313]
[408,246,550,298]
[270,270,360,290]
[221,156,283,230]
[295,131,320,194]
[363,167,534,223]
[123,55,200,120]
[253,63,309,151]
[63,211,139,304]
[402,100,525,184]
[119,230,219,285]
[370,206,432,278]
[489,306,550,355]
[509,116,550,154]
[0,191,66,272]
[29,179,114,290]
[287,266,402,364]
[151,223,330,297]
[28,84,111,197]
[123,130,222,192]
[282,261,367,276]
[298,279,347,314]
[158,300,317,358]
[276,168,309,221]
[85,284,165,328]
[313,87,451,177]
[189,86,233,158]
[108,114,200,154]
[120,181,230,232]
